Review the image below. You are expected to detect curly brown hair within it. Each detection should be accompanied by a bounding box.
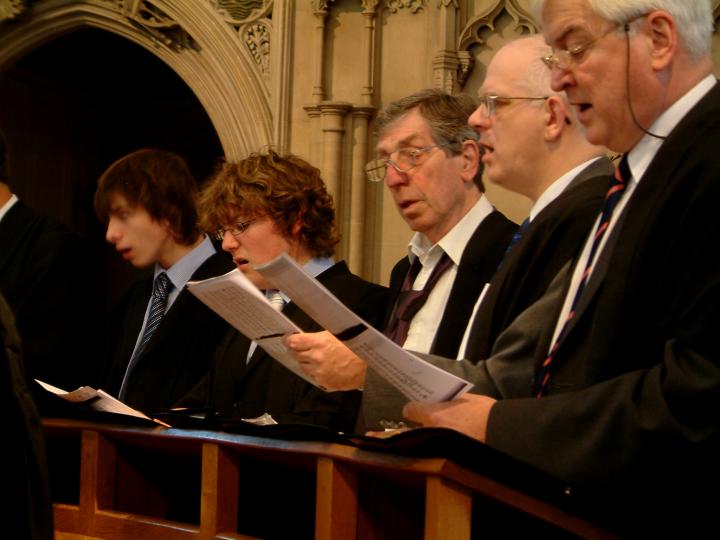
[94,148,201,245]
[198,150,339,257]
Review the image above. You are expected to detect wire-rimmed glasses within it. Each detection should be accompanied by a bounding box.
[477,95,550,117]
[214,218,257,241]
[365,144,452,183]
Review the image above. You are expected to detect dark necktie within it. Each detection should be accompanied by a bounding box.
[385,252,454,346]
[498,218,529,268]
[119,272,172,400]
[534,155,630,397]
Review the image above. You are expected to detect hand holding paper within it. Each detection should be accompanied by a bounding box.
[255,253,473,402]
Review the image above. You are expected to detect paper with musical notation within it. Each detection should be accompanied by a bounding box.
[254,253,473,403]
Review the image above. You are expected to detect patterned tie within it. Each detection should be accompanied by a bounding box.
[267,289,285,312]
[246,290,286,363]
[534,155,630,397]
[385,252,454,346]
[119,272,173,400]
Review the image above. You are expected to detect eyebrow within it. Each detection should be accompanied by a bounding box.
[376,133,424,154]
[552,23,585,46]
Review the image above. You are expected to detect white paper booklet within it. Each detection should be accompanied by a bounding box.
[254,253,473,403]
[186,268,324,389]
[34,379,167,426]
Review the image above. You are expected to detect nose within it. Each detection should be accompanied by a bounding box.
[105,218,120,244]
[550,65,574,93]
[468,106,491,133]
[221,231,239,253]
[384,163,407,188]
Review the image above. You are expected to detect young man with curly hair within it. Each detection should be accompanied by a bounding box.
[180,149,388,433]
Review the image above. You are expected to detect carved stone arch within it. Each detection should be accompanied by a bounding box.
[0,0,273,159]
[458,0,537,53]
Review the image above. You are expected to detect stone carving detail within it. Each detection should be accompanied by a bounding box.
[213,0,271,25]
[215,0,267,22]
[361,0,380,13]
[118,0,198,51]
[0,0,27,23]
[244,20,271,83]
[310,0,337,13]
[456,50,473,87]
[459,0,537,53]
[438,0,458,8]
[208,1,273,88]
[385,0,426,14]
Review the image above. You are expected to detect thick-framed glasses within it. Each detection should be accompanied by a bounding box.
[365,144,451,183]
[478,95,549,117]
[214,218,256,241]
[541,21,628,71]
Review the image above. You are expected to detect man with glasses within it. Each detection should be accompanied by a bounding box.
[179,150,387,435]
[368,89,516,360]
[459,35,612,361]
[287,39,611,422]
[284,90,515,413]
[403,0,719,535]
[95,148,234,411]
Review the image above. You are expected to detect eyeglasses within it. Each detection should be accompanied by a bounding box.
[366,144,452,183]
[477,95,550,117]
[214,218,256,241]
[541,22,625,71]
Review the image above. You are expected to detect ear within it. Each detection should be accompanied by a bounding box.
[644,10,676,71]
[458,139,481,183]
[290,213,304,238]
[543,96,568,142]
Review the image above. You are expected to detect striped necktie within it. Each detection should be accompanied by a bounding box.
[267,289,285,312]
[535,155,630,397]
[246,290,286,363]
[119,272,173,400]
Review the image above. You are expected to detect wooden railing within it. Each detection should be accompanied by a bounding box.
[43,418,616,539]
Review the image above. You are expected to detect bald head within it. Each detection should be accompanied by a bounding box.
[469,35,606,201]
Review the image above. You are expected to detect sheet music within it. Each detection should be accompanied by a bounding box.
[254,253,473,403]
[186,269,325,389]
[34,379,166,425]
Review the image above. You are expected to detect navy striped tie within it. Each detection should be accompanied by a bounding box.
[535,155,630,397]
[119,272,173,400]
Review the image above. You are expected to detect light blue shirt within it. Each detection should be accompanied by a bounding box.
[131,235,216,357]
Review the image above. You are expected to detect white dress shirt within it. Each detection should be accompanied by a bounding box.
[402,195,494,354]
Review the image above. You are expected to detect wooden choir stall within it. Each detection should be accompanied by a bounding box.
[42,415,617,539]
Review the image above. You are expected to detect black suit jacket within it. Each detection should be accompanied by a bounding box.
[484,83,720,535]
[102,250,234,412]
[0,201,100,388]
[183,261,388,433]
[362,162,611,429]
[0,291,53,539]
[384,208,516,358]
[463,157,612,361]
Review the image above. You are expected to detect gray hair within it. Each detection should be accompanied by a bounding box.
[531,0,712,60]
[373,89,483,189]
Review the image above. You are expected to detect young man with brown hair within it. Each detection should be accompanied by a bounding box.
[95,147,233,412]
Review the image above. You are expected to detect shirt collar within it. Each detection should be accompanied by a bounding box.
[530,157,605,221]
[302,256,334,278]
[155,235,216,291]
[407,194,494,266]
[627,75,716,184]
[0,193,19,223]
[272,256,334,303]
